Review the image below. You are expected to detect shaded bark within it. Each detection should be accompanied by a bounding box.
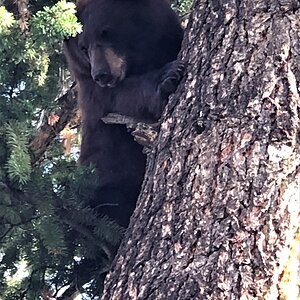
[102,0,300,299]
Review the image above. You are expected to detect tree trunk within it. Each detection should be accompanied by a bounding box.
[101,0,300,299]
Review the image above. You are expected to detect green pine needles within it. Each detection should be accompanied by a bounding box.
[5,121,31,185]
[0,0,192,298]
[0,1,123,298]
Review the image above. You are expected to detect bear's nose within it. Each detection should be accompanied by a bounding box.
[93,72,114,87]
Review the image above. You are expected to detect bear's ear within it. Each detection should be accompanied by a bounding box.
[76,0,91,14]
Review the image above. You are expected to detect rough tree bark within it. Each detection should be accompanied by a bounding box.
[101,0,300,299]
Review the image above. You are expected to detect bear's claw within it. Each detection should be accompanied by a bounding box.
[159,60,185,97]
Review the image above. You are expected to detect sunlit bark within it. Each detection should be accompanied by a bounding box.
[102,1,300,299]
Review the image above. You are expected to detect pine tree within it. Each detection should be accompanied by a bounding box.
[0,1,124,298]
[0,0,193,298]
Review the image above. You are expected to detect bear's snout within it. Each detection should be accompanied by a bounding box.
[93,71,116,87]
[90,47,126,88]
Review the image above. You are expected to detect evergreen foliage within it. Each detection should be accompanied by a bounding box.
[0,1,123,298]
[0,0,191,298]
[172,0,193,16]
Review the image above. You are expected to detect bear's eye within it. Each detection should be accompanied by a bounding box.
[81,46,88,55]
[101,30,109,39]
[100,28,112,41]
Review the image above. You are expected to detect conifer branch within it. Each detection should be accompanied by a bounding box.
[0,216,39,241]
[29,88,158,166]
[102,113,159,147]
[30,85,78,165]
[17,0,30,33]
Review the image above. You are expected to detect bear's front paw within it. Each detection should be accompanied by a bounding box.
[159,60,185,98]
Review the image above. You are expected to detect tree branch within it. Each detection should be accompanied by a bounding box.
[29,88,159,166]
[30,86,78,165]
[17,0,30,32]
[101,113,160,148]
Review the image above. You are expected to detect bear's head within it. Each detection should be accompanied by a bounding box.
[75,0,129,87]
[78,32,126,88]
[66,0,180,88]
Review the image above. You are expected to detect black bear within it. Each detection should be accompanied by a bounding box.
[64,0,184,227]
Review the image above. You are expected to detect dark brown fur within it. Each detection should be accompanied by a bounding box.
[64,0,184,226]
